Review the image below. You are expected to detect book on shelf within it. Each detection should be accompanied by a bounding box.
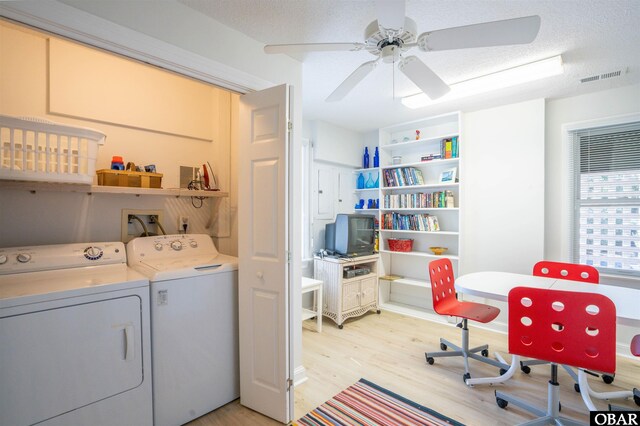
[381,212,440,231]
[439,136,459,159]
[383,190,454,209]
[383,167,425,187]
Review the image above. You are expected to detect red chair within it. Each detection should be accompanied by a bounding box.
[522,261,614,387]
[496,286,616,422]
[425,258,508,382]
[607,335,640,410]
[532,260,599,283]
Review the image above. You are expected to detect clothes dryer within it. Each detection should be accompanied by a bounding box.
[127,234,239,426]
[0,242,152,426]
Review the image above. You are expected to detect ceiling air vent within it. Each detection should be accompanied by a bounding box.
[580,69,624,83]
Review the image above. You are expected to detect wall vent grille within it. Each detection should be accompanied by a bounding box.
[580,69,624,83]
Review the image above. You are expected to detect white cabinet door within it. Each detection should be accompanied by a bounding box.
[342,281,360,311]
[315,165,335,219]
[0,296,142,426]
[360,277,377,306]
[238,84,291,423]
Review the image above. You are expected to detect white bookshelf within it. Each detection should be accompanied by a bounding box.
[376,111,462,318]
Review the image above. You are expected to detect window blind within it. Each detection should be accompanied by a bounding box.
[571,121,640,277]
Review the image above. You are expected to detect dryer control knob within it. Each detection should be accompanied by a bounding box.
[0,254,7,265]
[17,253,31,263]
[170,241,183,251]
[84,246,103,260]
[155,243,163,251]
[189,240,198,248]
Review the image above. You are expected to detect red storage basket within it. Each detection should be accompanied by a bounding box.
[387,238,413,252]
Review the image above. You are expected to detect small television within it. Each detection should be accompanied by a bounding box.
[326,214,375,256]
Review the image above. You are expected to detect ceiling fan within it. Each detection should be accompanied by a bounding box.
[264,1,541,102]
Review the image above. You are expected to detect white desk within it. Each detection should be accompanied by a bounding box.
[301,277,323,333]
[456,271,640,326]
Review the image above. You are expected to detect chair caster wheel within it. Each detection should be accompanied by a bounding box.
[574,383,580,393]
[559,402,562,412]
[463,372,471,383]
[602,374,614,384]
[338,324,343,329]
[496,397,508,409]
[440,343,447,351]
[426,356,435,365]
[520,363,531,374]
[481,349,489,357]
[499,368,507,376]
[376,310,381,314]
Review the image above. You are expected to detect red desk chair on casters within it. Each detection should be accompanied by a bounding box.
[495,287,616,425]
[425,258,509,383]
[521,261,615,388]
[607,335,640,411]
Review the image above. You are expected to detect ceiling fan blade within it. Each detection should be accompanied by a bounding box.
[326,60,378,102]
[264,42,365,54]
[376,0,406,31]
[398,56,450,100]
[417,15,541,51]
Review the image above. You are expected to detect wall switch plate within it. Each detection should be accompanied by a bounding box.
[121,209,164,243]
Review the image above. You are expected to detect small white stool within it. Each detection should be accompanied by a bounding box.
[301,277,323,333]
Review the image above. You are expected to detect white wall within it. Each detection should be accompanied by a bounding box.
[309,120,366,167]
[461,99,546,275]
[545,84,640,270]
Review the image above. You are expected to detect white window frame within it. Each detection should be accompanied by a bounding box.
[562,112,640,280]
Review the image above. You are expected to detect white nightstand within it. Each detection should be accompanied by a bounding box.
[301,277,323,332]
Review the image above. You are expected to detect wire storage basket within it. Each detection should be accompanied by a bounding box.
[0,114,106,184]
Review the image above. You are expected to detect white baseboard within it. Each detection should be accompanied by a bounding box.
[293,365,308,387]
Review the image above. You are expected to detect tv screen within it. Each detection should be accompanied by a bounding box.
[334,214,375,256]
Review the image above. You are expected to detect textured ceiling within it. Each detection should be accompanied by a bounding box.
[178,0,640,132]
[55,1,640,132]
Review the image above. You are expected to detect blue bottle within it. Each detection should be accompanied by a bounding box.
[374,174,379,188]
[373,147,379,168]
[365,173,374,188]
[357,173,365,189]
[363,147,370,169]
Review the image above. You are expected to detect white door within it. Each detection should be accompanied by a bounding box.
[238,84,291,423]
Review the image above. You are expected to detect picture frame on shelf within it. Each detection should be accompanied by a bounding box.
[439,167,457,183]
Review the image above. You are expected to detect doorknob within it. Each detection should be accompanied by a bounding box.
[256,271,264,279]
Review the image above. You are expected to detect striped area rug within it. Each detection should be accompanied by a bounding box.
[294,378,464,426]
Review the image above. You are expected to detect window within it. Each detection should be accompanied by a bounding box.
[569,119,640,277]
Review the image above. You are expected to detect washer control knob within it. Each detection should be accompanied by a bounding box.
[0,254,7,265]
[84,246,103,260]
[170,240,182,251]
[155,243,163,251]
[17,253,31,263]
[189,240,198,248]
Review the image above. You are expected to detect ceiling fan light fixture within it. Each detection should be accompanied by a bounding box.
[401,54,563,109]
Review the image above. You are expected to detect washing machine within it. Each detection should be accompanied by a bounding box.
[126,234,239,426]
[0,241,152,426]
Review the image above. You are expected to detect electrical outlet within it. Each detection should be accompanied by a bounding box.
[179,216,189,233]
[121,209,164,242]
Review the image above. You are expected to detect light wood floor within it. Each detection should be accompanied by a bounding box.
[190,311,640,425]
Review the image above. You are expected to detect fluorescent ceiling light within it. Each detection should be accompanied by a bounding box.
[401,55,564,109]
